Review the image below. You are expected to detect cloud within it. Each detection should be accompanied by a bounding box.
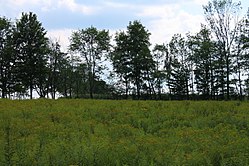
[103,1,134,9]
[3,0,98,16]
[137,4,179,18]
[1,0,208,49]
[136,3,206,45]
[193,0,209,6]
[47,28,74,52]
[8,0,38,6]
[58,0,98,15]
[6,0,54,9]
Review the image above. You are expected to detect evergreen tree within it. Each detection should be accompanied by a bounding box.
[152,44,168,99]
[241,9,249,98]
[111,31,131,99]
[14,12,48,99]
[127,20,154,99]
[168,34,190,100]
[0,17,14,98]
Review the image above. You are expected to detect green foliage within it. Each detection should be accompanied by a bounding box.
[168,34,190,99]
[203,0,243,100]
[111,20,155,99]
[0,99,249,165]
[69,26,110,99]
[152,44,168,99]
[187,25,215,99]
[1,4,249,100]
[0,17,21,98]
[14,12,48,99]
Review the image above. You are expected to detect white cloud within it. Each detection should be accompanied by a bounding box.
[148,14,205,44]
[3,0,208,49]
[137,4,205,44]
[47,28,74,52]
[8,0,37,6]
[138,4,179,19]
[193,0,209,6]
[58,0,98,15]
[104,1,134,9]
[4,0,98,15]
[7,0,53,8]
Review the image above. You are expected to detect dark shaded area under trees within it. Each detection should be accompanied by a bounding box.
[1,0,249,100]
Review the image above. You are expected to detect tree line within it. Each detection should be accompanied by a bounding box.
[1,0,249,100]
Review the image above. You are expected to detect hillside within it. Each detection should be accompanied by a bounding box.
[0,99,248,165]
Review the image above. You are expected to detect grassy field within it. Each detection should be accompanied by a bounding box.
[0,99,249,165]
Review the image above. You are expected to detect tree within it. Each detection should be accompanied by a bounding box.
[111,31,131,99]
[0,17,14,98]
[203,0,242,100]
[56,56,71,98]
[111,21,155,99]
[152,44,168,99]
[168,34,190,100]
[71,63,88,98]
[46,40,68,99]
[127,20,154,99]
[188,26,216,99]
[241,9,249,99]
[70,26,110,99]
[14,12,48,99]
[230,18,248,100]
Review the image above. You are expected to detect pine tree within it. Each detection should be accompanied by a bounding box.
[168,34,190,100]
[14,12,48,99]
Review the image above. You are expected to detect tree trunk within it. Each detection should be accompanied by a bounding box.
[136,77,140,100]
[76,80,79,98]
[1,79,7,98]
[89,72,94,99]
[226,55,230,100]
[30,84,33,99]
[2,86,6,98]
[52,88,56,99]
[125,78,128,99]
[238,64,242,100]
[0,69,6,98]
[90,87,93,99]
[210,56,215,100]
[64,77,67,98]
[186,77,189,100]
[157,79,161,100]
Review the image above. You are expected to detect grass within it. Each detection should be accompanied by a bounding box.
[0,99,249,165]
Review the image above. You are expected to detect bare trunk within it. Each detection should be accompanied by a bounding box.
[30,84,33,99]
[226,55,230,100]
[125,78,128,99]
[89,72,94,99]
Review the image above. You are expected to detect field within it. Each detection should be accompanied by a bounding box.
[0,99,249,165]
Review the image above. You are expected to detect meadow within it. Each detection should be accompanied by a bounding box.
[0,99,249,165]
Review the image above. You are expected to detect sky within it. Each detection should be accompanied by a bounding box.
[1,0,249,51]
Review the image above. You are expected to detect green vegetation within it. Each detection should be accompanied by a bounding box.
[0,99,248,165]
[1,0,249,100]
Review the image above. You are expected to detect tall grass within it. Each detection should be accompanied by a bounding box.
[0,99,248,165]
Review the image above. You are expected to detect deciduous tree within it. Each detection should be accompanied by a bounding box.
[70,27,110,99]
[203,0,242,99]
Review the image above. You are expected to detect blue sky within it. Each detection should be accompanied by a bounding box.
[1,0,249,50]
